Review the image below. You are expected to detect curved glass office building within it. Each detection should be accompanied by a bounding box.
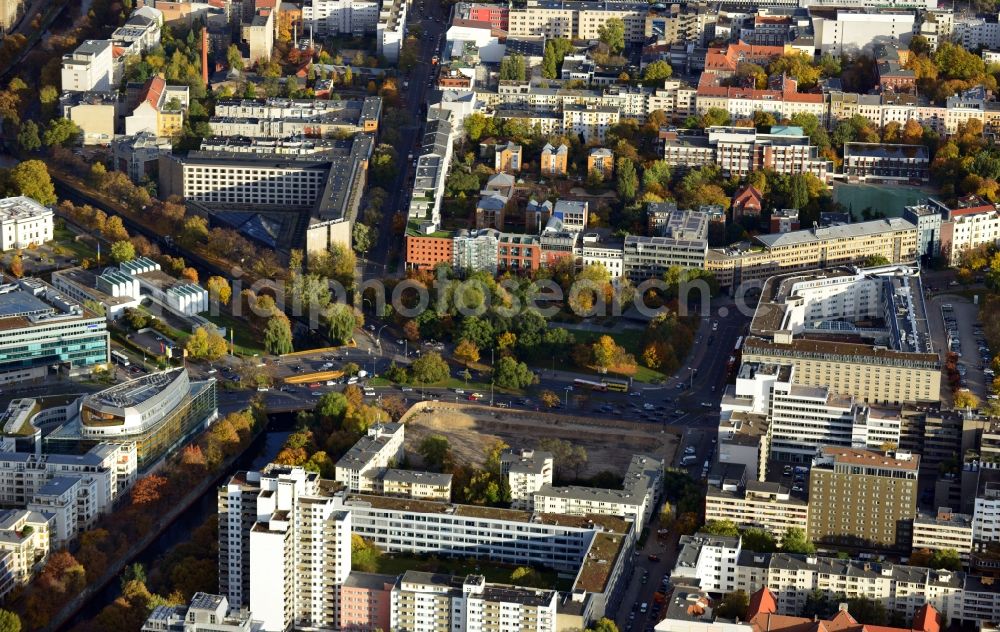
[45,368,217,468]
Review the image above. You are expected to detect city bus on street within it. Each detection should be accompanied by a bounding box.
[574,378,608,391]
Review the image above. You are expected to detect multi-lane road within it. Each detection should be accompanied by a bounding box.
[197,299,750,435]
[363,0,448,279]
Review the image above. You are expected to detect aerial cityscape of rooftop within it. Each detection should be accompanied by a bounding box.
[1,0,1000,629]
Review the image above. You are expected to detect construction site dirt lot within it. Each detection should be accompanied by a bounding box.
[401,402,680,477]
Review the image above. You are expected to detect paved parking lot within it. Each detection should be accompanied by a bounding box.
[928,295,991,406]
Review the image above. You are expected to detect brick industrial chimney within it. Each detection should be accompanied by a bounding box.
[200,27,209,86]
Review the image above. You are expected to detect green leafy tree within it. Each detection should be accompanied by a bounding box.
[588,618,619,632]
[264,314,293,355]
[370,144,399,188]
[702,520,740,537]
[768,52,822,89]
[8,160,56,205]
[542,38,575,78]
[411,351,450,383]
[642,160,671,192]
[0,609,21,632]
[788,173,810,209]
[110,240,135,263]
[862,254,890,267]
[642,60,672,83]
[351,534,382,573]
[179,215,209,247]
[740,527,777,552]
[845,597,888,625]
[800,589,837,619]
[316,391,348,420]
[459,316,495,349]
[226,44,244,71]
[83,299,106,317]
[701,107,730,128]
[538,438,588,480]
[789,112,831,150]
[909,35,931,56]
[463,112,498,142]
[494,356,536,389]
[418,434,452,470]
[499,54,526,81]
[929,548,963,571]
[715,591,749,620]
[352,222,374,254]
[385,362,409,383]
[42,118,81,147]
[781,527,816,554]
[17,120,39,152]
[753,110,777,131]
[935,42,985,80]
[597,18,625,53]
[616,157,637,201]
[325,303,360,345]
[817,53,842,77]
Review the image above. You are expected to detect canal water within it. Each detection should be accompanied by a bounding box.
[60,413,296,630]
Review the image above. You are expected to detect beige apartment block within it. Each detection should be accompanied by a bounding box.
[807,447,918,550]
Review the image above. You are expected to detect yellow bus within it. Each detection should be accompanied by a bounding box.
[604,379,629,393]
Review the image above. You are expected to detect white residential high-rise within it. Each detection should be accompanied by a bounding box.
[222,465,637,629]
[239,466,351,632]
[721,361,904,467]
[390,571,558,632]
[767,380,857,462]
[500,449,553,510]
[61,40,115,93]
[532,455,664,531]
[913,508,974,562]
[142,592,262,632]
[302,0,381,35]
[334,422,404,492]
[671,533,1000,625]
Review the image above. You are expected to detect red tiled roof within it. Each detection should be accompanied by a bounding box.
[141,76,166,110]
[696,72,823,103]
[747,587,778,617]
[911,604,941,632]
[746,588,940,632]
[704,41,786,72]
[734,184,764,205]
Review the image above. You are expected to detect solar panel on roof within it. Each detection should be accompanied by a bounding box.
[0,292,53,318]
